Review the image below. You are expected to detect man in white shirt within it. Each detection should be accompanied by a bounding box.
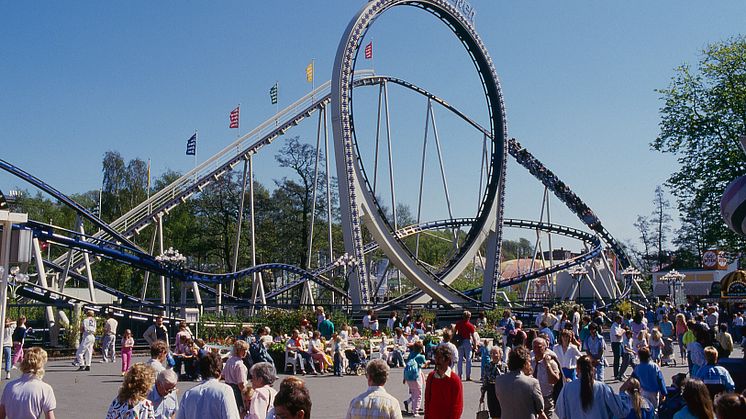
[571,307,581,338]
[362,309,373,330]
[391,328,408,367]
[609,315,624,381]
[177,352,240,419]
[345,359,403,419]
[74,310,96,371]
[148,369,179,419]
[437,331,459,369]
[102,311,118,363]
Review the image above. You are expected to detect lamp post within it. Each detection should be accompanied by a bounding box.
[155,247,187,316]
[660,269,686,306]
[569,265,588,302]
[621,266,641,293]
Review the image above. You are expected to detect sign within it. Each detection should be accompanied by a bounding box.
[703,249,728,270]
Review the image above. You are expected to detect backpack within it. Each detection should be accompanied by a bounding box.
[250,340,274,365]
[404,358,420,381]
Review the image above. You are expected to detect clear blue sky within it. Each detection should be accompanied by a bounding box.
[1,1,745,253]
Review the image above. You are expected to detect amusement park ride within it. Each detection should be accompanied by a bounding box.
[0,1,646,336]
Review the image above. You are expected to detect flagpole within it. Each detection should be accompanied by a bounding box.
[194,130,198,169]
[371,39,375,74]
[147,158,151,214]
[275,81,279,116]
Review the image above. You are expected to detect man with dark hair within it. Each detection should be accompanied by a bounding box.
[176,352,239,419]
[345,359,401,419]
[494,346,545,419]
[424,345,463,419]
[144,316,170,347]
[632,346,667,409]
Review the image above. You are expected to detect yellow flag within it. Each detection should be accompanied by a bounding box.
[305,61,314,83]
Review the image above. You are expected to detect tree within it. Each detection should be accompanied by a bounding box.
[633,215,655,272]
[651,186,672,269]
[652,36,746,254]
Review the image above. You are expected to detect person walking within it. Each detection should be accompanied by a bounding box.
[102,311,118,363]
[177,352,240,419]
[692,346,735,394]
[494,345,545,419]
[715,324,734,359]
[610,315,625,379]
[224,340,250,412]
[0,347,56,419]
[105,363,156,419]
[74,310,96,371]
[121,329,134,375]
[585,323,606,381]
[531,337,561,418]
[424,345,463,419]
[403,341,427,417]
[453,310,476,381]
[147,369,179,419]
[554,329,582,381]
[2,318,14,380]
[631,347,666,409]
[479,346,505,419]
[144,316,170,347]
[555,355,629,419]
[345,358,402,419]
[247,362,278,419]
[11,316,27,367]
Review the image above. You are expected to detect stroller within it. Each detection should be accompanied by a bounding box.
[345,347,368,376]
[660,337,677,367]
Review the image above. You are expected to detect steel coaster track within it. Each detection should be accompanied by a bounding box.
[2,75,634,307]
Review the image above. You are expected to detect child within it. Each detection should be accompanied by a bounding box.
[241,385,255,419]
[636,330,649,355]
[649,329,663,365]
[332,334,346,376]
[403,341,427,417]
[378,335,390,364]
[121,329,134,375]
[479,339,491,382]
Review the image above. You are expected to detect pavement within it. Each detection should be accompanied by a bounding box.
[0,344,742,418]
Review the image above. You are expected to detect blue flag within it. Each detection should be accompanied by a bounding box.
[186,133,197,156]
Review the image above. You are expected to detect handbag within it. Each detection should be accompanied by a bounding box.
[476,402,490,419]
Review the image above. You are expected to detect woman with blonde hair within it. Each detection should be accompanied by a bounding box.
[0,347,56,419]
[105,363,156,419]
[675,313,687,361]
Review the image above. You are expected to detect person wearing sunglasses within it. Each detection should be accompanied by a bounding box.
[148,369,179,419]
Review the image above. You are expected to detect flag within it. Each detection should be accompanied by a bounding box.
[186,133,197,155]
[229,106,240,129]
[270,83,278,105]
[365,42,373,60]
[305,61,314,83]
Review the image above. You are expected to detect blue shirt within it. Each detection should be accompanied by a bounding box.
[693,364,735,392]
[659,321,674,338]
[632,362,666,395]
[556,379,630,419]
[585,334,606,359]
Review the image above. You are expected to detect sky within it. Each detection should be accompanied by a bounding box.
[1,1,745,255]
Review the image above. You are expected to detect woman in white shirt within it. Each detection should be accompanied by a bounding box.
[554,329,582,381]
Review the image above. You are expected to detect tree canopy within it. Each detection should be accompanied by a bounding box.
[652,35,746,259]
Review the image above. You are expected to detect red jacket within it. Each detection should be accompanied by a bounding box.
[424,369,463,419]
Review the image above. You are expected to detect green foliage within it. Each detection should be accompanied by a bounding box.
[652,36,746,258]
[615,299,634,317]
[551,301,583,317]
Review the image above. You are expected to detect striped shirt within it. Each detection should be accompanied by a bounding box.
[345,386,403,419]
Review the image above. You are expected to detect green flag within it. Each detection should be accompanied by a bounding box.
[270,83,278,105]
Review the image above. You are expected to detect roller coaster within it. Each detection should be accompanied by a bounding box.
[0,0,644,328]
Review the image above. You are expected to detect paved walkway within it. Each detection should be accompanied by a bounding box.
[0,344,741,418]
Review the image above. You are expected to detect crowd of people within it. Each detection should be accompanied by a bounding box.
[0,302,745,418]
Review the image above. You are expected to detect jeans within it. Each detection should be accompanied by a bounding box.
[611,342,621,378]
[391,350,405,367]
[457,340,472,379]
[102,334,116,362]
[2,346,10,372]
[562,367,577,380]
[618,352,635,378]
